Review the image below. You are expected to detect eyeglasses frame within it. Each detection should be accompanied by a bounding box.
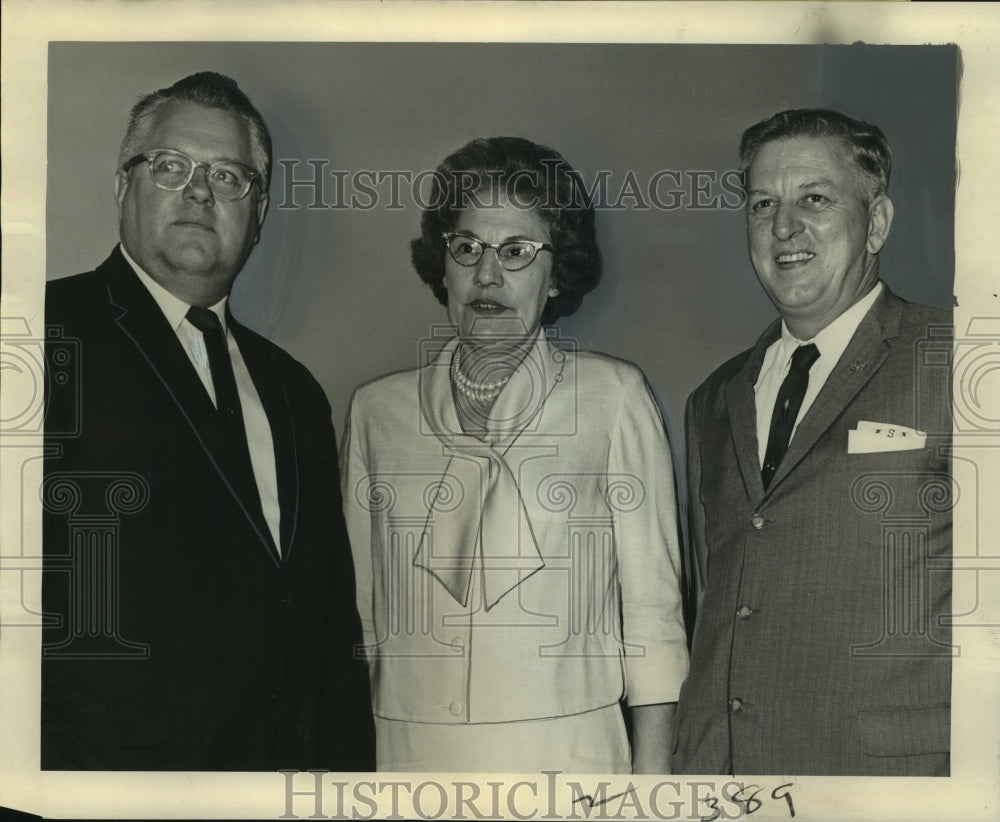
[441,231,553,272]
[122,148,261,202]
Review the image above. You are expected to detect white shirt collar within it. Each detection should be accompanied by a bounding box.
[120,243,228,333]
[776,281,883,363]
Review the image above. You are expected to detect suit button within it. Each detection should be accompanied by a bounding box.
[449,701,464,716]
[450,636,465,652]
[729,697,744,713]
[271,690,280,703]
[750,514,765,530]
[736,605,753,619]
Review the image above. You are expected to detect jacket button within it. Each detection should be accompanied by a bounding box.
[750,514,765,530]
[729,697,743,713]
[449,701,464,716]
[450,636,465,652]
[736,605,753,619]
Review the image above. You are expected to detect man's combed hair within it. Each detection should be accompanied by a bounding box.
[118,71,272,191]
[739,108,892,203]
[410,136,602,326]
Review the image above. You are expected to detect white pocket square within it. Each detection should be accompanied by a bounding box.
[848,420,926,453]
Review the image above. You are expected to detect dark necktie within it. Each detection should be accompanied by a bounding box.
[185,306,268,536]
[186,306,243,419]
[761,343,820,490]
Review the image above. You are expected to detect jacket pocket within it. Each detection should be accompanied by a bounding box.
[857,705,949,756]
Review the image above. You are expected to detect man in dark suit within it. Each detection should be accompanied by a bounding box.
[42,72,374,770]
[672,109,952,776]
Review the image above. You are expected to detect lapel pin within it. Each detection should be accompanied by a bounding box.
[849,360,868,373]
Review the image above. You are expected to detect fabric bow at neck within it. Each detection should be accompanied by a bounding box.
[412,333,564,610]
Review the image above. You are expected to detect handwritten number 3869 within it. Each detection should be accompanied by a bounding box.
[700,782,795,821]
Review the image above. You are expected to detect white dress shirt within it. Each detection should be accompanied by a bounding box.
[121,245,282,554]
[754,282,883,466]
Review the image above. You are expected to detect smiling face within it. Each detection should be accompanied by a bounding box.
[444,191,557,347]
[745,136,893,339]
[114,101,269,307]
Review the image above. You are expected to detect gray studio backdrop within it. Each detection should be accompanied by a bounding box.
[47,42,956,468]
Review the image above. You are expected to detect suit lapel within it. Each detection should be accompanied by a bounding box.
[103,251,218,423]
[100,249,279,560]
[763,289,902,494]
[726,320,780,501]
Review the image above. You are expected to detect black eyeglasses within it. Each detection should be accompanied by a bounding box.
[122,148,260,202]
[442,232,552,272]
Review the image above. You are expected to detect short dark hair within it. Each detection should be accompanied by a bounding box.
[739,108,891,203]
[410,136,602,326]
[118,71,272,191]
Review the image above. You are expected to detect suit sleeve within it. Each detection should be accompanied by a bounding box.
[339,391,377,658]
[610,369,690,706]
[298,373,374,771]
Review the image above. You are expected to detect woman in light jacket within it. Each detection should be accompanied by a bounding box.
[341,136,688,773]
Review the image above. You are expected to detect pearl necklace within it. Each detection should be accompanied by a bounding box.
[451,346,512,404]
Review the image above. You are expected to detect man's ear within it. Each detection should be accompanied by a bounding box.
[254,193,269,244]
[114,169,130,217]
[866,194,894,255]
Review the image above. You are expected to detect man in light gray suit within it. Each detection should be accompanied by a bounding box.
[672,109,952,776]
